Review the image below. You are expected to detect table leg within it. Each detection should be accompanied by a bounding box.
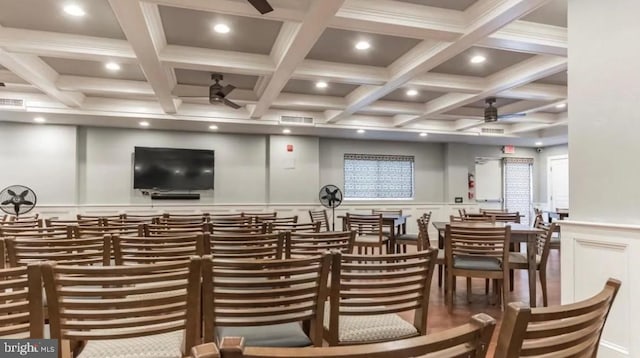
[388,222,396,254]
[527,234,537,307]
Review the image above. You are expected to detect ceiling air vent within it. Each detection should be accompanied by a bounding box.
[0,98,25,109]
[481,128,505,135]
[280,115,314,126]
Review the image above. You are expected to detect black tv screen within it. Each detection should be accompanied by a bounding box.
[133,147,214,190]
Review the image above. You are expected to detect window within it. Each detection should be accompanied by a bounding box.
[344,154,414,199]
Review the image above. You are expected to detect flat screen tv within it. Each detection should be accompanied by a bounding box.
[133,147,214,190]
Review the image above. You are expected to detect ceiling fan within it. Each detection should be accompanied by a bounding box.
[182,73,241,109]
[484,97,526,122]
[247,0,273,14]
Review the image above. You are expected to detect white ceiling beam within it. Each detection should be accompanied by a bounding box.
[0,27,135,62]
[292,60,387,85]
[0,69,28,84]
[108,0,178,113]
[498,99,565,118]
[481,20,567,56]
[148,0,306,22]
[395,54,566,126]
[326,0,552,124]
[501,82,566,100]
[0,49,84,107]
[455,118,486,131]
[251,0,345,118]
[409,73,485,93]
[56,76,154,96]
[161,45,275,76]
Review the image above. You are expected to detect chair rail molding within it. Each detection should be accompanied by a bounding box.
[560,220,640,358]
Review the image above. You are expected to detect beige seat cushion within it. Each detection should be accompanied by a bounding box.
[509,252,542,265]
[323,304,417,343]
[77,330,184,358]
[453,256,502,271]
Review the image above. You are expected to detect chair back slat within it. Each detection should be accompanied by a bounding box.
[257,216,298,224]
[494,279,621,357]
[446,225,510,260]
[45,218,102,228]
[346,214,383,242]
[211,223,267,235]
[490,212,521,223]
[0,226,71,239]
[210,313,495,358]
[143,223,208,236]
[74,224,141,238]
[0,219,43,228]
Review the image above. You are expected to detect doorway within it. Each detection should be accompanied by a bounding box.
[548,155,569,210]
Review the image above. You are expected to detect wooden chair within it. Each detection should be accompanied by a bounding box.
[118,213,161,224]
[45,218,102,228]
[257,216,298,225]
[286,231,356,258]
[325,250,437,346]
[494,278,621,357]
[158,217,207,225]
[1,218,43,228]
[143,223,208,236]
[42,258,202,358]
[480,208,507,215]
[395,212,432,252]
[445,224,511,312]
[112,234,208,265]
[308,209,330,231]
[211,223,267,235]
[490,212,521,223]
[508,220,556,306]
[209,233,285,260]
[413,215,446,287]
[4,236,110,267]
[164,212,210,220]
[194,312,495,358]
[0,264,44,339]
[74,223,141,238]
[346,213,387,255]
[202,253,331,347]
[372,209,403,237]
[462,214,495,223]
[0,226,71,239]
[76,214,122,223]
[7,213,40,222]
[268,222,320,234]
[242,212,277,224]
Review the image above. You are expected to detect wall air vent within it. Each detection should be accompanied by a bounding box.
[0,98,25,109]
[280,115,314,126]
[481,128,505,135]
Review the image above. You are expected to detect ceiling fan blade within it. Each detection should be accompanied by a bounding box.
[222,98,241,109]
[498,113,527,120]
[247,0,273,14]
[220,84,236,97]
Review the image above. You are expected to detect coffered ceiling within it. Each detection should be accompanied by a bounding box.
[0,0,569,146]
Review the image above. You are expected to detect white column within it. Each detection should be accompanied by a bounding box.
[563,1,640,356]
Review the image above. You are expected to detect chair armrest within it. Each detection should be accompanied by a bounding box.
[190,343,220,358]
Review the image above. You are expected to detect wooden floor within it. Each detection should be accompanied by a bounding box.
[398,248,561,354]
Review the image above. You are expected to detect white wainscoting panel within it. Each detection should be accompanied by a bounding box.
[561,221,640,358]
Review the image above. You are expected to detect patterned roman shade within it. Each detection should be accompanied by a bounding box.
[503,157,533,225]
[344,154,414,199]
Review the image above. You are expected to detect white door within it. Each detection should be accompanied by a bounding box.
[549,157,569,210]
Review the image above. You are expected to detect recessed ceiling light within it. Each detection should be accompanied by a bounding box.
[419,132,428,137]
[282,128,291,134]
[139,121,150,127]
[355,41,371,50]
[357,129,365,134]
[105,62,121,71]
[213,23,230,34]
[209,125,218,130]
[535,141,543,146]
[315,81,328,89]
[470,55,486,64]
[33,117,46,124]
[556,103,567,109]
[406,89,419,96]
[63,4,86,17]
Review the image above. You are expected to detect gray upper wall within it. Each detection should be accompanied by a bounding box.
[0,122,567,206]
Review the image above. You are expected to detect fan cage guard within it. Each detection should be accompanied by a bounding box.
[0,185,37,217]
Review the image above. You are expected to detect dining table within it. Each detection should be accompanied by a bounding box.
[338,214,410,254]
[544,209,569,222]
[432,221,544,307]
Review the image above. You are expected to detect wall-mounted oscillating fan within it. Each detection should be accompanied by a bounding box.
[0,185,37,217]
[319,184,343,231]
